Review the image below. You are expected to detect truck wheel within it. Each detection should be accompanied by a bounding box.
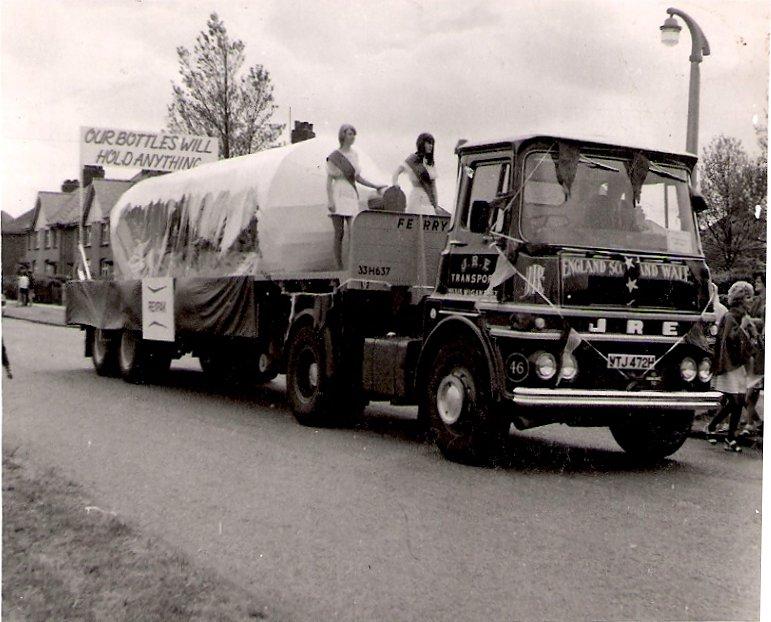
[286,325,340,426]
[118,331,144,383]
[610,411,694,460]
[423,339,508,464]
[91,329,119,377]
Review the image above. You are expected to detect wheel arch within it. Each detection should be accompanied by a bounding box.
[417,315,503,401]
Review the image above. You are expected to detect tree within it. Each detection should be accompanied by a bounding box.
[167,13,284,159]
[698,135,767,277]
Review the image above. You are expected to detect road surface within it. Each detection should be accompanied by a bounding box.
[2,318,762,621]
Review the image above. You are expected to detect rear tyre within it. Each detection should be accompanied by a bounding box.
[610,410,694,460]
[91,329,119,377]
[423,338,508,465]
[286,324,354,427]
[118,331,144,383]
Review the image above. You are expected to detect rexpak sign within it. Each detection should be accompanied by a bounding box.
[80,126,219,173]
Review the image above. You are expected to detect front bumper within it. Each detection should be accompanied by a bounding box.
[509,387,722,411]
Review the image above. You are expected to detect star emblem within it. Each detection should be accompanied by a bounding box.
[624,256,636,270]
[626,278,638,293]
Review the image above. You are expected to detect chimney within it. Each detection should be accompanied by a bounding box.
[61,179,80,193]
[82,165,105,188]
[291,121,315,144]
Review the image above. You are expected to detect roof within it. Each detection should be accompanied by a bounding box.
[50,186,92,227]
[1,208,35,234]
[457,133,698,167]
[32,191,72,230]
[87,179,133,223]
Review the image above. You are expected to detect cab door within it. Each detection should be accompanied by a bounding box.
[441,151,512,297]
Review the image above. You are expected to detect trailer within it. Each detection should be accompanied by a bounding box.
[66,134,722,464]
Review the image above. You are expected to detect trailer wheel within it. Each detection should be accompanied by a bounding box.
[91,329,119,377]
[423,338,508,464]
[118,331,144,383]
[610,411,694,460]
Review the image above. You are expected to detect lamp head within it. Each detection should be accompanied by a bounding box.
[660,15,681,46]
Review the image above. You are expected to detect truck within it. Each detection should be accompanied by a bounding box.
[66,134,722,464]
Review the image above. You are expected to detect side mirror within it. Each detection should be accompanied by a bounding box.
[469,200,492,234]
[690,190,708,214]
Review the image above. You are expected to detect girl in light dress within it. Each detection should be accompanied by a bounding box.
[326,124,387,269]
[391,133,440,215]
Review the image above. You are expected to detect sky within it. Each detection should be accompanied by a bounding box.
[0,0,768,217]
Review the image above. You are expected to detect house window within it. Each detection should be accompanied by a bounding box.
[99,259,113,278]
[84,225,92,247]
[44,229,51,249]
[36,230,42,250]
[52,229,58,249]
[45,261,57,276]
[101,222,110,246]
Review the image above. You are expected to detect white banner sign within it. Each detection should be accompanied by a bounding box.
[142,277,175,342]
[80,126,219,173]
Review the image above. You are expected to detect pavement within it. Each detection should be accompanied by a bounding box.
[2,300,762,444]
[2,301,67,327]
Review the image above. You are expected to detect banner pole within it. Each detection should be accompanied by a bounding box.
[77,126,91,280]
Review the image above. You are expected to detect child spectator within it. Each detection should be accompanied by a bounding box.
[706,280,756,452]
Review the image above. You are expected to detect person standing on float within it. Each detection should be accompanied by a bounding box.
[326,124,387,269]
[391,132,440,215]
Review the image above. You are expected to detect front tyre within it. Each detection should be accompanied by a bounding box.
[423,338,508,465]
[610,410,694,460]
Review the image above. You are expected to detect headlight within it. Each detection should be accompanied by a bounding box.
[709,324,719,336]
[533,351,557,380]
[560,352,578,380]
[680,357,697,382]
[698,357,713,382]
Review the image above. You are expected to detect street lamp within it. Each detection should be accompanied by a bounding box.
[660,7,710,156]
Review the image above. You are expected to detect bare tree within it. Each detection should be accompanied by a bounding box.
[167,13,284,159]
[698,135,767,277]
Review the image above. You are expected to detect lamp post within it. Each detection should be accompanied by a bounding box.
[660,7,710,157]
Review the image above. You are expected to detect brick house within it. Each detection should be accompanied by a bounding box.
[83,178,132,278]
[2,209,33,275]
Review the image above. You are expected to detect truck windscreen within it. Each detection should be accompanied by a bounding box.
[520,151,700,255]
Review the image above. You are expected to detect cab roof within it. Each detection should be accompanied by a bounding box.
[456,134,698,169]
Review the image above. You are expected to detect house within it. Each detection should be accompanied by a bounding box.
[26,188,76,277]
[2,208,34,278]
[83,178,133,278]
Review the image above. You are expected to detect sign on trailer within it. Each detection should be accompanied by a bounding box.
[141,277,175,342]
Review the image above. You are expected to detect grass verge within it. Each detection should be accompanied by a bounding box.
[3,448,274,620]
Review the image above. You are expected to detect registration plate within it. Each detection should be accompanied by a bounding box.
[607,353,656,370]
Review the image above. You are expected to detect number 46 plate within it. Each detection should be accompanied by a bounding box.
[607,353,655,370]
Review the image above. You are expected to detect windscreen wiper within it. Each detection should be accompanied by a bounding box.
[648,164,688,183]
[579,156,620,172]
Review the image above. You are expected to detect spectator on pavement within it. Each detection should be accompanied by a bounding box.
[17,272,29,306]
[706,280,756,452]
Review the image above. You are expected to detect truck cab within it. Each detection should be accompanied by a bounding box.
[418,135,720,462]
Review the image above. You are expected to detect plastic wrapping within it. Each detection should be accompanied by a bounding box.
[111,139,385,279]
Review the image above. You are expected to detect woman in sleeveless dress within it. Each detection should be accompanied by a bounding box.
[326,124,387,269]
[391,132,439,215]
